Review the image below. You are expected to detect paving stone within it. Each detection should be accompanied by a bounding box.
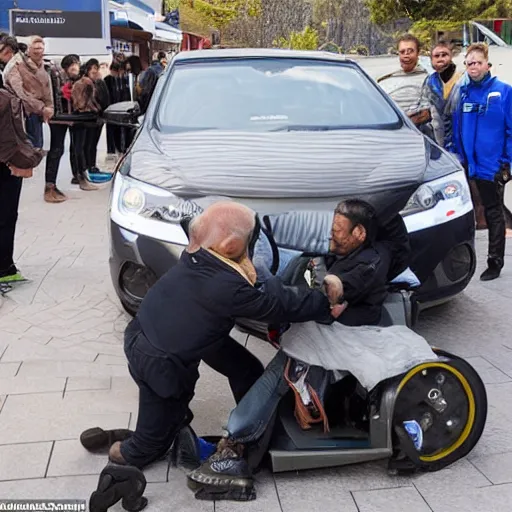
[0,395,5,414]
[61,387,138,414]
[352,486,431,512]
[0,362,21,378]
[18,325,54,345]
[0,339,98,363]
[421,481,512,512]
[216,472,281,512]
[17,360,130,379]
[111,376,138,393]
[66,377,111,392]
[275,469,359,512]
[0,474,98,499]
[0,392,131,444]
[470,451,512,485]
[48,440,160,480]
[465,356,512,384]
[333,461,413,492]
[95,354,127,366]
[0,442,53,481]
[412,459,491,494]
[1,317,32,335]
[0,377,66,395]
[80,341,124,356]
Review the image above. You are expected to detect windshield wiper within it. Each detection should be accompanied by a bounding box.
[269,124,345,132]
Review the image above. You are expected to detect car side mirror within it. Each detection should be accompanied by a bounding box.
[102,101,141,127]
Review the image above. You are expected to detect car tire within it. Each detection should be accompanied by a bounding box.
[120,298,138,317]
[391,349,487,473]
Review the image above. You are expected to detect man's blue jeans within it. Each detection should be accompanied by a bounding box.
[226,350,289,443]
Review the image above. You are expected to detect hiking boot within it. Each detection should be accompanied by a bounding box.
[89,463,148,512]
[187,437,255,501]
[78,176,98,191]
[80,427,133,452]
[44,184,67,203]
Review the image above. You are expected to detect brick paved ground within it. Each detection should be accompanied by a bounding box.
[1,132,512,511]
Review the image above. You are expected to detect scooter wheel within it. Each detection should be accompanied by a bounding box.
[392,349,487,472]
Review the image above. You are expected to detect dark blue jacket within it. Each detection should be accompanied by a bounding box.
[136,249,333,364]
[451,73,512,181]
[425,71,458,148]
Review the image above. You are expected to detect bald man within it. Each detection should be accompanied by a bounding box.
[84,201,343,510]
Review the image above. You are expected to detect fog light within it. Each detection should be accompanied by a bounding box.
[442,244,472,282]
[120,262,157,300]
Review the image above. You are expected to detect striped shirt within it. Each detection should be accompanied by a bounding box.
[377,66,430,116]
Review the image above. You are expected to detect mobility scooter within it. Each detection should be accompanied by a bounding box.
[90,209,487,509]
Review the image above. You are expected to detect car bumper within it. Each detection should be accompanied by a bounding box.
[408,210,476,308]
[109,209,476,314]
[109,220,187,312]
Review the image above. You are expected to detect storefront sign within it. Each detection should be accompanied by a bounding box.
[112,39,140,56]
[10,9,102,38]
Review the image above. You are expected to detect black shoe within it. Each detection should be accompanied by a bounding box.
[187,438,255,502]
[71,177,79,185]
[480,266,501,281]
[80,427,133,452]
[89,463,148,512]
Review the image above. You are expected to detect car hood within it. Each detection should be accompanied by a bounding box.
[129,127,428,199]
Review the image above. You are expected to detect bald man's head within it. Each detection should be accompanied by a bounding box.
[187,201,256,261]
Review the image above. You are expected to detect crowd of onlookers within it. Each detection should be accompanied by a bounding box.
[378,35,512,282]
[0,32,168,285]
[1,33,168,203]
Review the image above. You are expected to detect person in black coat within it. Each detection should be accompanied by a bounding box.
[81,58,111,178]
[82,201,344,511]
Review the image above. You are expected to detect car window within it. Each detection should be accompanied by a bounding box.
[156,58,402,132]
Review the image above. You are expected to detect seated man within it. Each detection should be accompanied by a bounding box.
[84,200,345,511]
[187,199,406,500]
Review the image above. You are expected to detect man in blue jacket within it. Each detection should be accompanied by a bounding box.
[449,43,511,281]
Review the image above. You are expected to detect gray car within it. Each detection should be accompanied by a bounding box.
[105,49,475,318]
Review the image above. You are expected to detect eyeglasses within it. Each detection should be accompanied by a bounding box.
[399,48,416,55]
[466,61,484,67]
[432,52,450,58]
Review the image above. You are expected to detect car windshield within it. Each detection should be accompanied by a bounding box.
[156,58,402,133]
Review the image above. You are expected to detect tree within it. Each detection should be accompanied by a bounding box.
[366,0,512,25]
[274,26,319,50]
[163,0,261,41]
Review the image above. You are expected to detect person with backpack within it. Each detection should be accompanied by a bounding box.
[0,33,45,283]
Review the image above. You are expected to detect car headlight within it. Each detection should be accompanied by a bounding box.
[118,177,203,222]
[401,170,471,217]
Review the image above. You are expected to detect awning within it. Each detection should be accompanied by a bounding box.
[155,21,182,44]
[111,25,153,42]
[109,0,155,33]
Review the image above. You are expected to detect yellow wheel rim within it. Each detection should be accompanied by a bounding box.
[396,362,476,463]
